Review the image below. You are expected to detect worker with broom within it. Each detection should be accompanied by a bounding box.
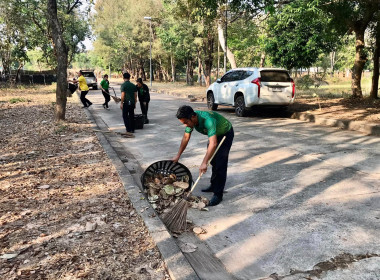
[99,74,111,109]
[172,105,234,206]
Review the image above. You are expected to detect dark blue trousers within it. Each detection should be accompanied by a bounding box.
[122,103,135,132]
[209,127,234,197]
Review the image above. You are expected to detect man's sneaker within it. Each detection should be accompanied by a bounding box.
[144,119,149,124]
[208,195,223,206]
[102,104,106,109]
[201,185,214,192]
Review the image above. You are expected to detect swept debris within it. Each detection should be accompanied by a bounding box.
[143,174,209,214]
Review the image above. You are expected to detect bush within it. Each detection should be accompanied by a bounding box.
[9,97,27,104]
[295,75,315,90]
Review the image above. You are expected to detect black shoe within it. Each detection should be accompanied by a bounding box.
[208,195,223,206]
[102,103,106,109]
[82,106,88,108]
[201,185,214,192]
[88,103,93,107]
[144,119,149,124]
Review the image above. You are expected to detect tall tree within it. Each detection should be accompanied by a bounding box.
[316,0,380,98]
[47,0,84,120]
[47,0,68,120]
[264,0,340,71]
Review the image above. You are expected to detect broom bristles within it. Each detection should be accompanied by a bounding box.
[162,199,189,233]
[111,95,121,103]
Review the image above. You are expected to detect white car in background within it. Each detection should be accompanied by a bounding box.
[206,68,295,117]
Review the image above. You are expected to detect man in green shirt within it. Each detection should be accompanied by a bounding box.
[100,74,111,109]
[120,72,137,134]
[172,105,234,206]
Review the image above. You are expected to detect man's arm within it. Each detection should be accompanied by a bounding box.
[199,135,217,175]
[120,91,125,109]
[67,78,78,84]
[172,132,191,162]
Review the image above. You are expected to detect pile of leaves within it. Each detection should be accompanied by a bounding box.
[0,85,171,280]
[143,174,209,214]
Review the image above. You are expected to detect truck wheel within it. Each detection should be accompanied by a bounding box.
[235,96,247,117]
[207,93,218,110]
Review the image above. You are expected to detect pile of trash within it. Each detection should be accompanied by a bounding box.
[143,173,209,213]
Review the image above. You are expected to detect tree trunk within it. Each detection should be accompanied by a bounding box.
[47,0,68,121]
[217,21,237,69]
[171,55,176,82]
[351,29,367,98]
[139,59,146,80]
[186,58,194,86]
[197,50,203,86]
[370,23,379,99]
[259,53,266,68]
[204,32,214,87]
[330,51,336,77]
[1,54,11,78]
[15,63,23,83]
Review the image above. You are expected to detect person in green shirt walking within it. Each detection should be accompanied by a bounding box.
[172,105,234,206]
[100,74,111,109]
[136,78,150,124]
[120,72,137,134]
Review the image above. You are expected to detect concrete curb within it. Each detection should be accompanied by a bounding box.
[290,111,380,136]
[82,108,200,280]
[152,89,380,137]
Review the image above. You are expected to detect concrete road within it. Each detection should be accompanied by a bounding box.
[87,87,380,280]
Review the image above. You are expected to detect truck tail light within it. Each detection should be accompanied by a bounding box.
[252,78,261,98]
[291,78,295,98]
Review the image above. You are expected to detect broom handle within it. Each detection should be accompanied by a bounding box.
[188,136,226,194]
[102,87,117,97]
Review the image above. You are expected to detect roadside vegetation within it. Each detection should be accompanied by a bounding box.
[1,0,379,121]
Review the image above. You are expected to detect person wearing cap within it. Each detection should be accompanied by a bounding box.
[68,70,92,108]
[136,78,150,124]
[100,74,111,109]
[120,72,137,134]
[172,105,234,206]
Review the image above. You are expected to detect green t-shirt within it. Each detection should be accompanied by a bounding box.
[100,79,109,90]
[185,111,232,137]
[120,81,137,105]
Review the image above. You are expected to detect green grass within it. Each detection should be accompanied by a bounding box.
[55,124,68,134]
[9,97,27,103]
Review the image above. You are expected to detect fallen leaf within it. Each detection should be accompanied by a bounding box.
[0,253,19,260]
[180,242,197,253]
[85,222,97,232]
[193,227,206,235]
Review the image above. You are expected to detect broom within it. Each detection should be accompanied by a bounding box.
[102,87,121,103]
[162,136,226,233]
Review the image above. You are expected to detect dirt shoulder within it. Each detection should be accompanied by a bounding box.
[289,95,380,125]
[0,86,170,279]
